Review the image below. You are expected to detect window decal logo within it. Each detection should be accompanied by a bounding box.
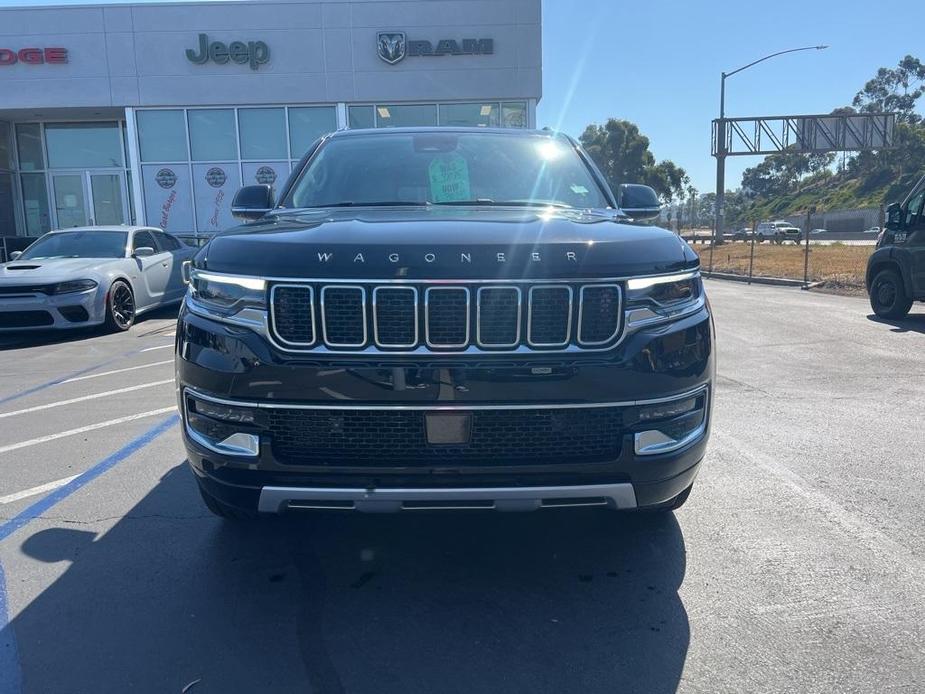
[205,167,227,188]
[155,168,177,189]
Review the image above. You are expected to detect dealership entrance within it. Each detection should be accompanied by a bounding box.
[50,170,128,228]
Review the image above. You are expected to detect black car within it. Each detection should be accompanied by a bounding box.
[867,174,925,318]
[176,128,714,519]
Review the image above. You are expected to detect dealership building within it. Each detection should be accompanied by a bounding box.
[0,0,542,238]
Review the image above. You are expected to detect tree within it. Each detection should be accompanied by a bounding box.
[853,55,925,124]
[579,119,688,203]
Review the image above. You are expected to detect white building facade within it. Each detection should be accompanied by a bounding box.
[0,0,542,237]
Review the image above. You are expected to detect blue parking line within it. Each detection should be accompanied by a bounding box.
[0,415,179,694]
[0,415,179,543]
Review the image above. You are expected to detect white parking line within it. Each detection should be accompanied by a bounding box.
[140,344,174,353]
[0,475,80,505]
[61,360,173,384]
[0,407,176,455]
[0,379,174,419]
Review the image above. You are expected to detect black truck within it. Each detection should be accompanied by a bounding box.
[176,127,714,518]
[867,174,925,318]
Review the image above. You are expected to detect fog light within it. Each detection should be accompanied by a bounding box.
[193,399,257,424]
[185,394,260,457]
[634,392,707,455]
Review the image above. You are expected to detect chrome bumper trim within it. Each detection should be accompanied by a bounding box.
[257,483,638,513]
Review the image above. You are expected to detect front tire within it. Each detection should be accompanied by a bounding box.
[870,269,912,319]
[104,280,136,332]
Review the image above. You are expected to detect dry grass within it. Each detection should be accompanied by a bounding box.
[692,242,874,288]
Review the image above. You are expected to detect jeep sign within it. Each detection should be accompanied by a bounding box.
[0,47,68,66]
[185,34,269,70]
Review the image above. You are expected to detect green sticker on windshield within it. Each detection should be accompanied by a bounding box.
[428,154,471,203]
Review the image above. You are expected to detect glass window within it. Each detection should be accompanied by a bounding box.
[45,122,123,168]
[16,124,45,171]
[0,122,11,170]
[0,173,15,236]
[133,229,157,252]
[439,103,500,128]
[21,230,128,260]
[375,104,437,128]
[141,164,194,234]
[289,107,336,158]
[501,102,528,128]
[20,173,50,236]
[285,131,609,209]
[188,109,237,161]
[348,106,375,129]
[137,110,188,162]
[238,108,287,160]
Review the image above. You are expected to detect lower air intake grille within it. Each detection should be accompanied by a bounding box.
[269,406,624,467]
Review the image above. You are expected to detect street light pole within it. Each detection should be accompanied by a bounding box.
[713,45,827,243]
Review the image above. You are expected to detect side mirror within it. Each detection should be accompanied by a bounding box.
[618,184,661,221]
[133,246,155,258]
[885,201,904,230]
[9,251,22,260]
[232,185,275,221]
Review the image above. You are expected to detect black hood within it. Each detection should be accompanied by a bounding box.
[197,207,699,280]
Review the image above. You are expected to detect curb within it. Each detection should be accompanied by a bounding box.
[703,272,821,289]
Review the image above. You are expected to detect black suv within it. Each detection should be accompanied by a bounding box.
[867,174,925,318]
[176,128,714,518]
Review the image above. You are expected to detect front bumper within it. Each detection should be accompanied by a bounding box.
[0,288,106,331]
[177,300,714,513]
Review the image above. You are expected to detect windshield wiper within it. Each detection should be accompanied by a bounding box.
[304,201,431,208]
[431,199,571,209]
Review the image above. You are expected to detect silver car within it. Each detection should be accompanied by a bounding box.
[0,226,195,332]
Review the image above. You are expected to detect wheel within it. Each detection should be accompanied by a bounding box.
[869,269,912,319]
[198,483,259,520]
[640,484,693,513]
[105,280,136,332]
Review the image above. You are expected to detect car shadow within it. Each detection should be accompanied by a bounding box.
[867,312,925,335]
[0,303,180,351]
[7,464,690,694]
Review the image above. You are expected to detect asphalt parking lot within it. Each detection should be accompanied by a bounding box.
[0,282,923,694]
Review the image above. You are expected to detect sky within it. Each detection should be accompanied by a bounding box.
[538,0,924,192]
[1,0,923,192]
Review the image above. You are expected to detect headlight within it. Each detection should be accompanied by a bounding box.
[50,279,98,294]
[188,270,266,315]
[625,271,703,328]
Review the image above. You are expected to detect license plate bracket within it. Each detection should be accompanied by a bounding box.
[424,412,472,445]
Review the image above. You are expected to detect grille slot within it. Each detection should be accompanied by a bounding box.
[425,287,470,348]
[528,286,572,347]
[268,280,625,352]
[321,286,366,347]
[268,406,624,467]
[271,285,315,346]
[373,286,417,347]
[578,284,622,345]
[477,287,521,347]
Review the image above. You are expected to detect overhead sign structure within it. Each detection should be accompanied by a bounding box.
[712,112,896,157]
[376,31,493,65]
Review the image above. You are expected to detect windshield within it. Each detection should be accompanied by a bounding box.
[284,132,611,209]
[19,231,128,260]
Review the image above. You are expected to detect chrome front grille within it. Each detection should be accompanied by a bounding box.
[268,280,623,353]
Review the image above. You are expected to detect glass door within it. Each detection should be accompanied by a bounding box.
[89,172,126,226]
[51,174,89,228]
[50,170,128,228]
